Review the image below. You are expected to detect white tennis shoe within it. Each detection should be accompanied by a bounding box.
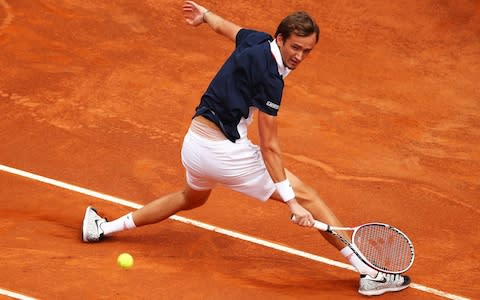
[82,206,106,242]
[358,272,411,296]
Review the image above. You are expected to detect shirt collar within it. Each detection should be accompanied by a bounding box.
[270,39,291,79]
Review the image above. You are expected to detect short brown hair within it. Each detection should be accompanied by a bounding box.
[274,11,320,43]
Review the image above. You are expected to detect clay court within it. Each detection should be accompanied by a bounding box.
[1,0,479,299]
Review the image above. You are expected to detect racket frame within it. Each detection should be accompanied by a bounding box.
[313,221,415,274]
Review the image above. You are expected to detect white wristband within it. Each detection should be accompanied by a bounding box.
[275,179,295,202]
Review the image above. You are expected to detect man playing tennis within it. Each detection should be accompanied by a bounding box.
[82,1,410,295]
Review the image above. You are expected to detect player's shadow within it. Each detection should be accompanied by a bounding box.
[104,226,359,294]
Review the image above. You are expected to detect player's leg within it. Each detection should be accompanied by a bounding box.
[82,185,211,242]
[131,186,211,226]
[83,119,217,242]
[273,170,410,295]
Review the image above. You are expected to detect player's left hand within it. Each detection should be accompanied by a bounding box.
[182,1,208,27]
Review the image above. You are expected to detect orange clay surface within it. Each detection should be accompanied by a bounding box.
[1,0,479,299]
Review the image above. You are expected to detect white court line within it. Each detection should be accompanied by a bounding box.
[0,288,37,300]
[0,164,470,300]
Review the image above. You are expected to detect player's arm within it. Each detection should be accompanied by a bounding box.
[257,111,314,226]
[182,1,241,42]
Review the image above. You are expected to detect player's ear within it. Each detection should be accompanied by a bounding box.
[276,33,285,46]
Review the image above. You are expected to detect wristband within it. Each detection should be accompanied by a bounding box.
[275,179,295,202]
[202,10,211,23]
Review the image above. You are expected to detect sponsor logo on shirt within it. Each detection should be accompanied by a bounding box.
[266,101,279,110]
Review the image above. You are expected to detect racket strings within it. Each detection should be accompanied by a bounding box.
[353,225,413,273]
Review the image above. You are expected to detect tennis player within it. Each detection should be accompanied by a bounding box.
[82,1,410,295]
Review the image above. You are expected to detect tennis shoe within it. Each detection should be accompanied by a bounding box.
[358,272,410,296]
[82,206,107,242]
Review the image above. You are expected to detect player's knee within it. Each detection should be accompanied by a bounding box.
[181,188,210,210]
[182,197,207,210]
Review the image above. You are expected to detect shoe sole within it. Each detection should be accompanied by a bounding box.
[358,284,410,296]
[82,206,94,242]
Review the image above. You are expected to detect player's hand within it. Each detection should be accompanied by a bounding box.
[182,1,208,26]
[287,199,314,227]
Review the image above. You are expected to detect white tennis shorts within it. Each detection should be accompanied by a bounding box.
[181,128,276,201]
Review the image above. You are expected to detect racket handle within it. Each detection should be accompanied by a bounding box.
[290,215,330,231]
[312,221,329,231]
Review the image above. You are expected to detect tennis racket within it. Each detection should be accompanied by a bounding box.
[292,216,415,274]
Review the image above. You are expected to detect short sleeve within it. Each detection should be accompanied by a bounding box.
[252,73,284,116]
[236,29,273,50]
[235,29,256,47]
[234,30,284,116]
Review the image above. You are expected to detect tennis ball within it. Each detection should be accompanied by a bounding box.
[117,253,134,269]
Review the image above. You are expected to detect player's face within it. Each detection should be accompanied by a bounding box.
[276,33,317,70]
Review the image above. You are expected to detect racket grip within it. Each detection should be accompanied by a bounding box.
[290,215,330,231]
[312,221,329,231]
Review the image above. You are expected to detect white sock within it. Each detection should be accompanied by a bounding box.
[100,212,136,236]
[341,246,378,277]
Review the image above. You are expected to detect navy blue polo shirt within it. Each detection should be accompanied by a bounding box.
[194,29,285,142]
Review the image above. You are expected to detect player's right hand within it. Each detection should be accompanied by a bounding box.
[287,199,314,227]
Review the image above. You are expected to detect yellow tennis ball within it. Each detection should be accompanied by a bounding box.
[117,253,134,269]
